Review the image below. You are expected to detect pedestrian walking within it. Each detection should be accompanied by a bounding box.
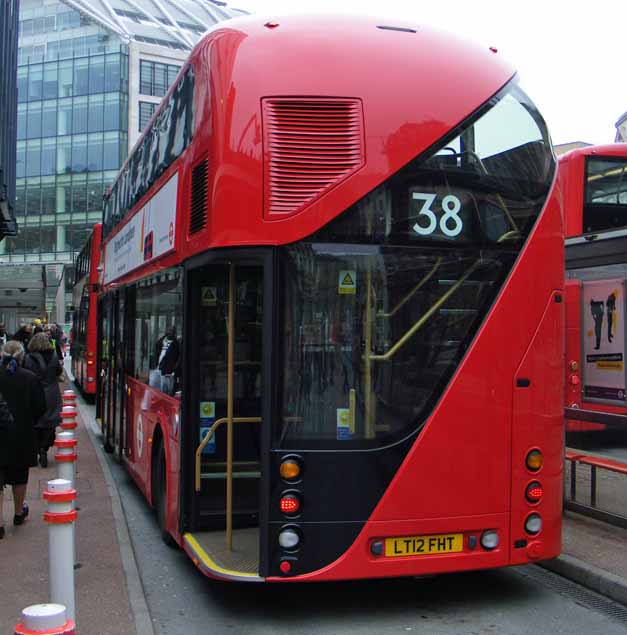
[0,341,46,539]
[0,323,7,348]
[49,323,65,362]
[11,323,32,348]
[24,333,63,468]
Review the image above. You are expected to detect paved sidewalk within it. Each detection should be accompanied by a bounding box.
[542,511,627,606]
[0,392,138,633]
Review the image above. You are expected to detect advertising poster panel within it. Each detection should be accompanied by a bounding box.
[104,173,178,284]
[582,278,627,403]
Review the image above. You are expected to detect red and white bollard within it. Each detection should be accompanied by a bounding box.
[54,432,77,487]
[14,604,75,634]
[44,479,76,623]
[62,390,76,406]
[60,406,77,432]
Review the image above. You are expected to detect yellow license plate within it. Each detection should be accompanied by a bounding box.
[385,533,463,557]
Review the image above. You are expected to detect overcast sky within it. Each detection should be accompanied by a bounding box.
[232,0,625,146]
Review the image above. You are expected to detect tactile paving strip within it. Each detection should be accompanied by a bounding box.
[517,565,627,624]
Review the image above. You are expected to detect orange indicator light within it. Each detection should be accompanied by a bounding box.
[526,450,543,472]
[280,459,301,481]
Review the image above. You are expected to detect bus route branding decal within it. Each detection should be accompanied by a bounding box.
[136,413,144,459]
[582,278,627,403]
[104,172,179,284]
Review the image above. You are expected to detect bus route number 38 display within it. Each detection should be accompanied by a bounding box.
[412,192,464,238]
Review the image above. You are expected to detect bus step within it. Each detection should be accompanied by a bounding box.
[201,471,261,480]
[203,461,260,469]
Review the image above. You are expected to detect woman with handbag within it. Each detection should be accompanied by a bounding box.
[24,333,63,468]
[0,341,46,539]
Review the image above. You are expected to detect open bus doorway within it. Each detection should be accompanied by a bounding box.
[184,258,267,579]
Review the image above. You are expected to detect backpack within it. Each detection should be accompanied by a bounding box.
[0,390,15,432]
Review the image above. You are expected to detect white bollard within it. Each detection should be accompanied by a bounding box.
[14,604,75,634]
[62,390,76,405]
[44,479,76,623]
[54,432,77,487]
[60,406,77,432]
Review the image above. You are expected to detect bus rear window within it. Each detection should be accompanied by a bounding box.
[276,81,555,449]
[583,157,627,233]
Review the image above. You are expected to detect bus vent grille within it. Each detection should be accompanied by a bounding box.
[263,98,364,220]
[189,158,208,235]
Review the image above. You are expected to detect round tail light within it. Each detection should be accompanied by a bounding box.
[525,481,543,503]
[280,493,301,515]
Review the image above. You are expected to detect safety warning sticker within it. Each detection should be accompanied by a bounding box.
[338,270,356,295]
[201,286,217,307]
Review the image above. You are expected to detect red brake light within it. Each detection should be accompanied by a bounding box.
[280,494,301,515]
[526,481,543,503]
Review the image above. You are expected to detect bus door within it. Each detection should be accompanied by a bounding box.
[99,295,114,452]
[112,289,127,461]
[184,255,268,578]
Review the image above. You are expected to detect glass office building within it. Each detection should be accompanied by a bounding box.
[4,0,243,266]
[0,0,19,241]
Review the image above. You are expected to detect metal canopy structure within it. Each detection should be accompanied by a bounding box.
[0,264,47,318]
[60,0,246,49]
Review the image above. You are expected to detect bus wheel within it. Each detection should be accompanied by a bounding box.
[155,443,177,548]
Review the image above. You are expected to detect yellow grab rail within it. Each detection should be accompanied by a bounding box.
[378,258,442,318]
[369,259,481,362]
[194,416,262,492]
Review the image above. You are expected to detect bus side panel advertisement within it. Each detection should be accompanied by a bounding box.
[581,278,627,403]
[104,172,178,284]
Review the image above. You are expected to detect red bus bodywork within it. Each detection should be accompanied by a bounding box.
[72,223,101,396]
[99,15,564,582]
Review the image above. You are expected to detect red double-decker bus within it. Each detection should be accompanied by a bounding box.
[71,223,101,397]
[97,14,563,582]
[563,144,627,432]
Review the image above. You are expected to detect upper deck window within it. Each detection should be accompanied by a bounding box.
[583,157,627,233]
[103,65,194,238]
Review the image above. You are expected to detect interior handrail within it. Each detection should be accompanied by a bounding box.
[378,257,442,318]
[195,416,262,492]
[369,259,481,362]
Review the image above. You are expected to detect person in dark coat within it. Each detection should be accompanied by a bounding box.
[153,326,180,395]
[154,326,180,375]
[24,333,63,468]
[50,324,65,360]
[11,324,32,348]
[0,341,46,538]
